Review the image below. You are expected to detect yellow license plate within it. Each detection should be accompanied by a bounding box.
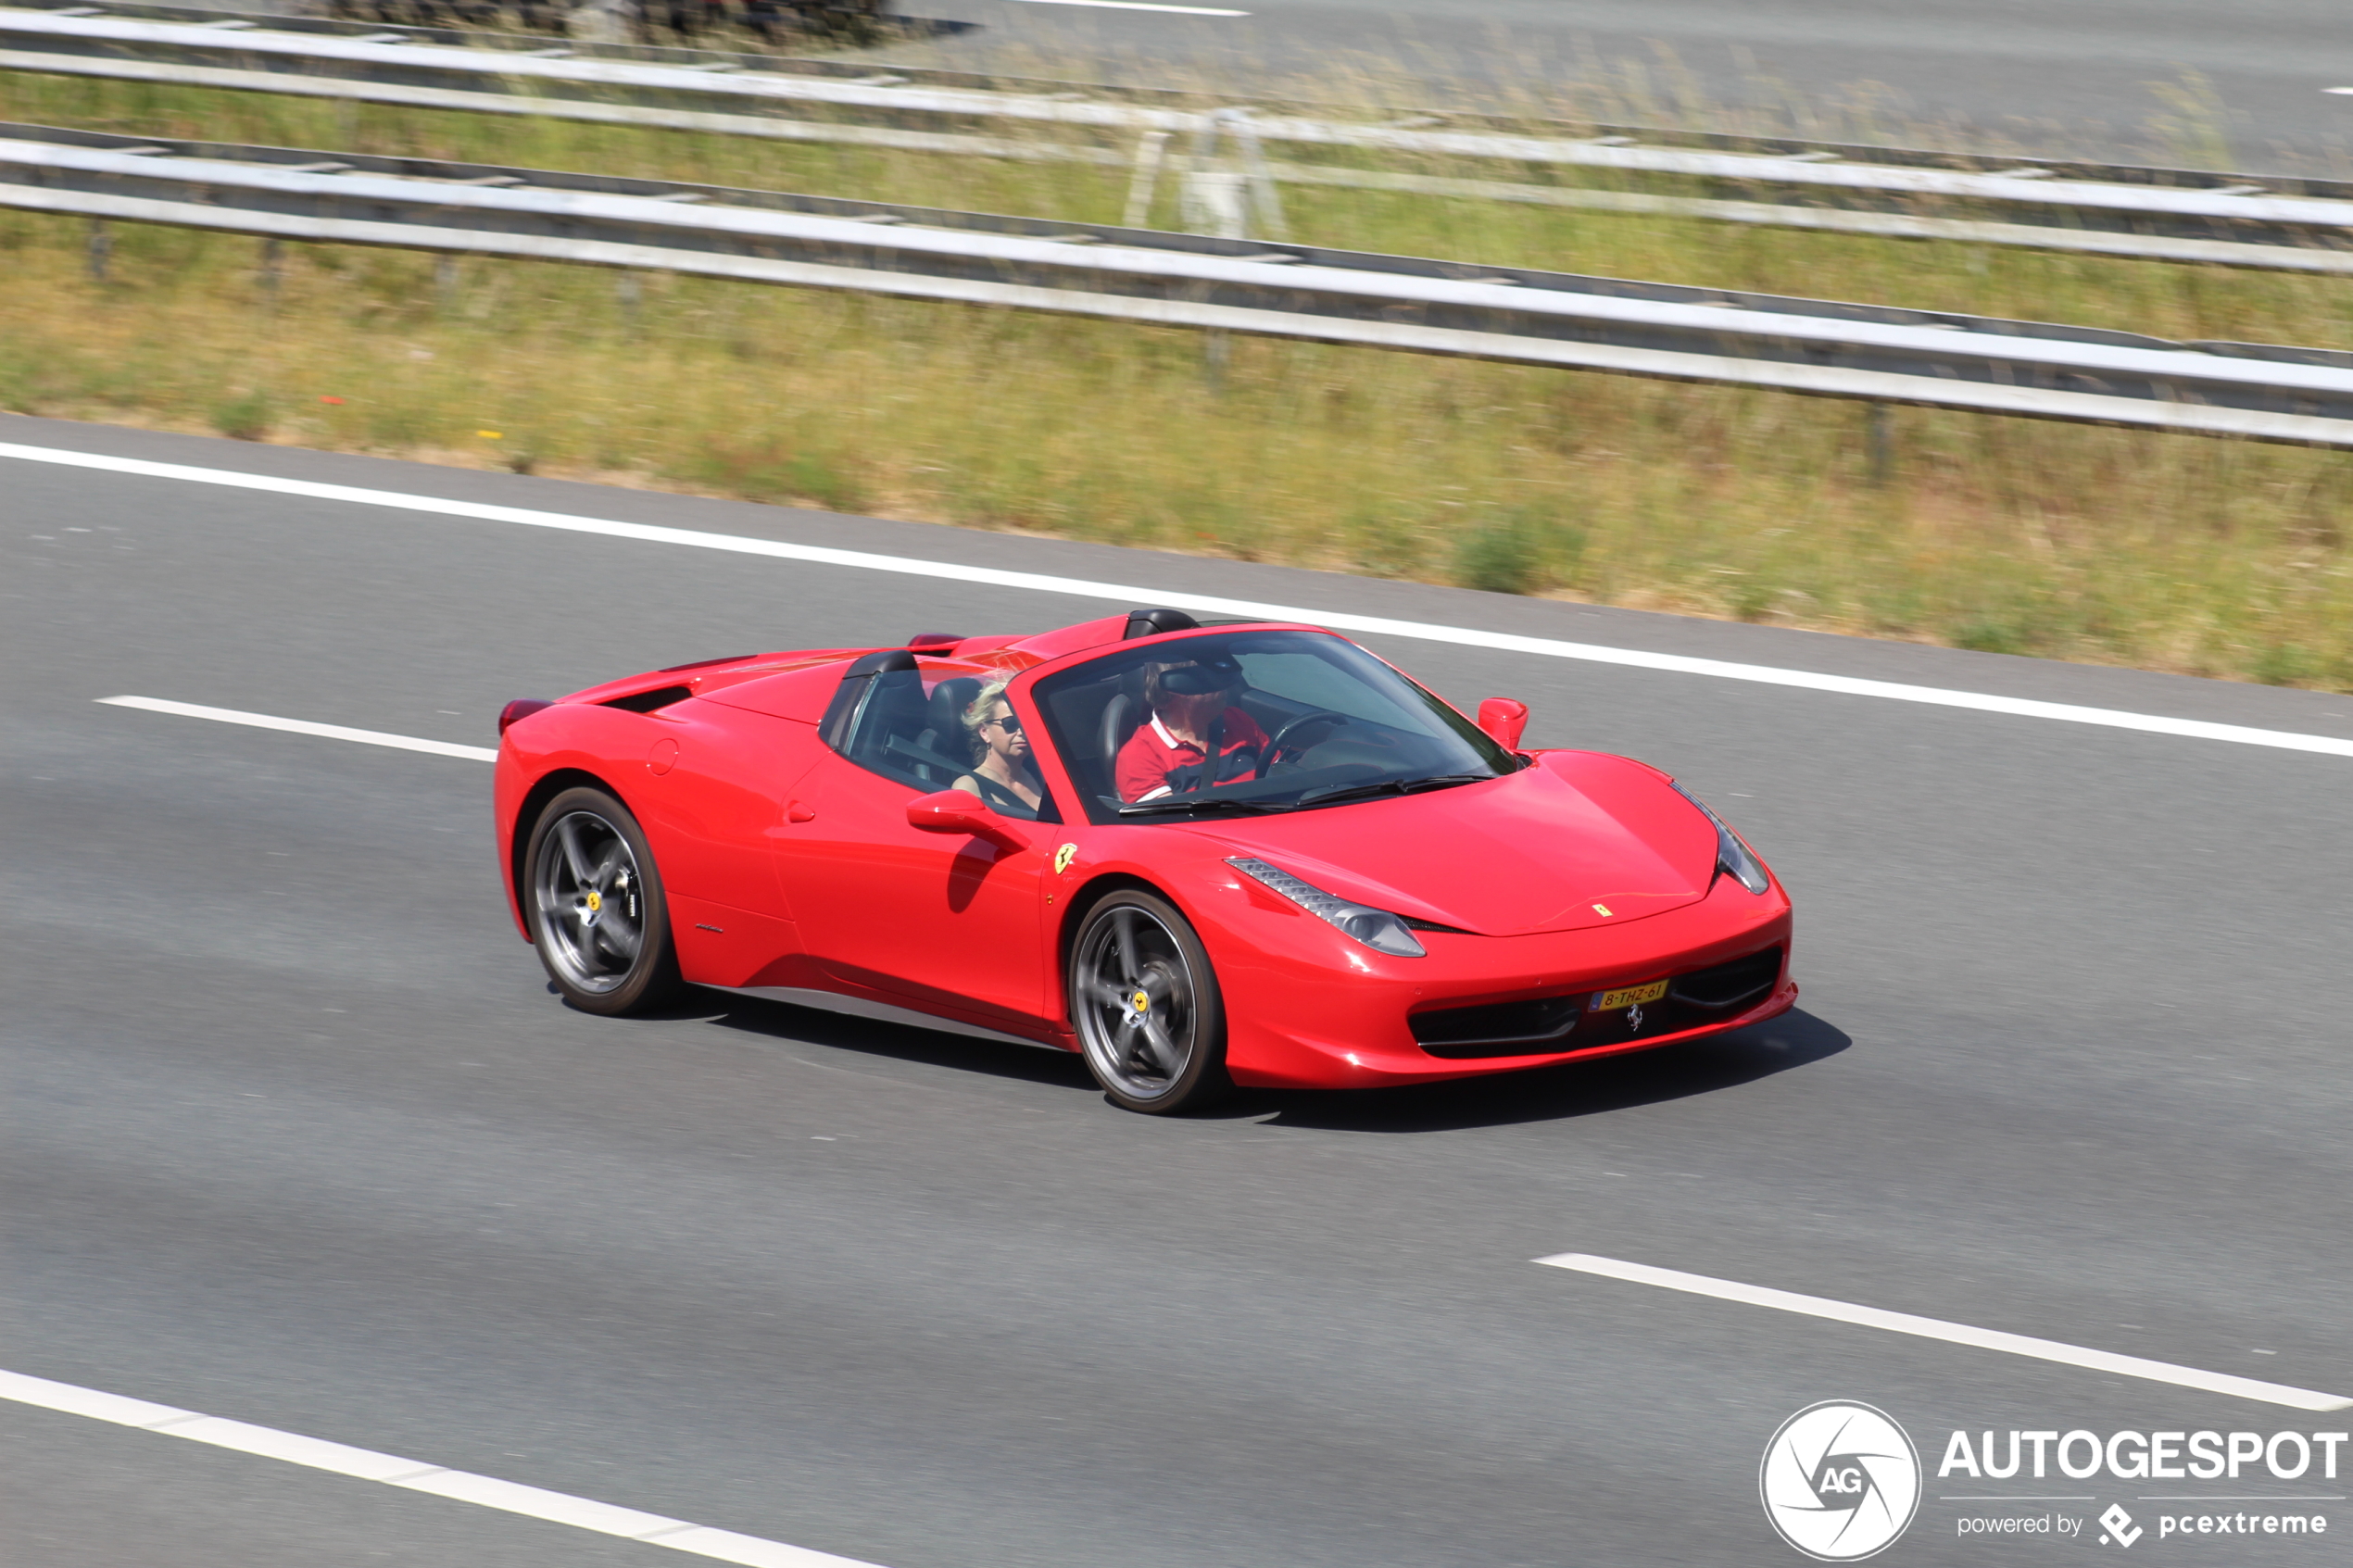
[1592,979,1668,1011]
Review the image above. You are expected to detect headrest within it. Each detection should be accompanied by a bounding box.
[929,675,984,732]
[1156,656,1242,696]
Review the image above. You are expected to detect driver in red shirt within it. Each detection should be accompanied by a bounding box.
[1116,654,1270,802]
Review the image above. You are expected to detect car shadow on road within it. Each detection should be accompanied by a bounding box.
[673,992,1848,1126]
[1220,1009,1853,1134]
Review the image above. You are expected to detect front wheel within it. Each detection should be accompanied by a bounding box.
[524,785,681,1015]
[1068,890,1229,1114]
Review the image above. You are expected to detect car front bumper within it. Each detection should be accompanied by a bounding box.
[1202,871,1795,1089]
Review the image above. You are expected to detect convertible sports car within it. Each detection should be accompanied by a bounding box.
[494,608,1794,1113]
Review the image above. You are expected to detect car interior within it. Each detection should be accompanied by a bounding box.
[1037,633,1493,820]
[816,627,1503,827]
[824,658,1058,822]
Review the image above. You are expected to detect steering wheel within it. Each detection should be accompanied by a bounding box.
[1262,709,1352,770]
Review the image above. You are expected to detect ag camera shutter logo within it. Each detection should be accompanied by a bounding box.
[1761,1401,1922,1561]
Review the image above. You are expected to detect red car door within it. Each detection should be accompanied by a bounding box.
[771,656,1053,1035]
[781,750,1051,1032]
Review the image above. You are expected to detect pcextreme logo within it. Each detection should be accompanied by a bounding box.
[1761,1401,1924,1561]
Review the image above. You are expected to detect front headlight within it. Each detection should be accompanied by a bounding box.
[1227,857,1428,958]
[1669,783,1771,896]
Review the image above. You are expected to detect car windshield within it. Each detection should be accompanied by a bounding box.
[1030,629,1520,825]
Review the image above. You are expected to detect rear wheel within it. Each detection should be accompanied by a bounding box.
[1068,890,1228,1114]
[524,785,680,1015]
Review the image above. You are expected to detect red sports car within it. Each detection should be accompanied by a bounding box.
[494,608,1795,1113]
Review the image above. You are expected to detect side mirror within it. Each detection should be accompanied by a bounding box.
[1476,698,1529,751]
[906,789,1027,846]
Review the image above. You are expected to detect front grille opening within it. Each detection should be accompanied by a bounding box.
[1669,946,1783,1010]
[602,684,693,715]
[1412,944,1785,1060]
[1411,993,1583,1057]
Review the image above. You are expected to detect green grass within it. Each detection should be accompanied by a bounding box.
[2,69,2350,690]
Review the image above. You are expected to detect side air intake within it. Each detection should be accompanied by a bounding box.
[602,684,693,714]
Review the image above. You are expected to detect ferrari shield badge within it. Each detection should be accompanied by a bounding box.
[1053,843,1079,875]
[1592,902,1612,917]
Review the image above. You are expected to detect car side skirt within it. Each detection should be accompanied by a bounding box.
[698,984,1077,1054]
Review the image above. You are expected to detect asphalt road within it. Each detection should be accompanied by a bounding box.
[5,414,2350,1567]
[883,1,2353,170]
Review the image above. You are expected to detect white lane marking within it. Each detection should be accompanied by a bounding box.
[1536,1254,2353,1412]
[1006,0,1249,11]
[97,696,497,761]
[10,441,2349,762]
[0,1367,888,1568]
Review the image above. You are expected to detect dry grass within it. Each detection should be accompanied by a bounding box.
[3,69,2351,689]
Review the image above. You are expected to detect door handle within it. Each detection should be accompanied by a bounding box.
[786,801,817,823]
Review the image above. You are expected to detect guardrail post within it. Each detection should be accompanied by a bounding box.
[1180,169,1251,238]
[258,238,283,311]
[616,271,643,336]
[1122,131,1170,229]
[1227,116,1289,241]
[434,254,459,309]
[84,219,109,283]
[1182,171,1248,391]
[1181,163,1251,394]
[566,0,635,44]
[1867,402,1895,485]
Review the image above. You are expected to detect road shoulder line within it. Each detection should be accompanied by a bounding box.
[12,439,2350,761]
[0,1367,889,1568]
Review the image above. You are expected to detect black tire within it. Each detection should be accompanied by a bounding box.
[1067,889,1229,1114]
[523,785,681,1016]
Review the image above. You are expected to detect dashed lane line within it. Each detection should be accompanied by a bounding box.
[12,440,2351,762]
[0,1367,887,1567]
[1537,1254,2353,1412]
[95,696,497,761]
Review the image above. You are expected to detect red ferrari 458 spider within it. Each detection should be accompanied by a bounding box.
[495,608,1794,1112]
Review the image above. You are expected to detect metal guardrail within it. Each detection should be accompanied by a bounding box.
[7,3,2353,274]
[10,122,2353,448]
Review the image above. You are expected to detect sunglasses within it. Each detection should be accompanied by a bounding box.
[984,713,1023,734]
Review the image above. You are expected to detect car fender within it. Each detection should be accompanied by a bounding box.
[496,703,664,939]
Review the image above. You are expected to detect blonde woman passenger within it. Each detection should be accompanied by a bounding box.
[953,678,1047,816]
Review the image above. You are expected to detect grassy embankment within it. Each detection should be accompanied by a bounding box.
[2,69,2350,689]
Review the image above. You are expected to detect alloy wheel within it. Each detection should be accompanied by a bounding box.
[533,809,647,994]
[1073,903,1200,1104]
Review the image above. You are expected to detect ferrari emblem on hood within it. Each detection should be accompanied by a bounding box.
[1053,843,1078,875]
[1592,902,1613,917]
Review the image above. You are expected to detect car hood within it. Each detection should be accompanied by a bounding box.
[1187,751,1719,937]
